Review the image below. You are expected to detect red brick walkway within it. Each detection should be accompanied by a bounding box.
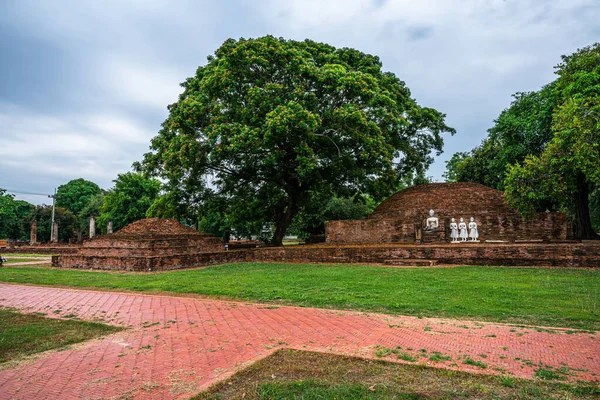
[0,284,598,399]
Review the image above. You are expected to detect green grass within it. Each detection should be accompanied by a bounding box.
[193,349,600,399]
[463,357,488,369]
[3,254,51,264]
[0,263,598,330]
[3,253,52,258]
[0,308,122,363]
[4,258,49,264]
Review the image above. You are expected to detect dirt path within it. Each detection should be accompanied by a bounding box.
[0,284,597,399]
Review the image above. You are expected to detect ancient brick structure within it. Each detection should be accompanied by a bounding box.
[251,242,600,268]
[53,218,228,271]
[326,182,569,244]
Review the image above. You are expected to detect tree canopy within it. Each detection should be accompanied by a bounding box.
[0,189,34,240]
[141,36,455,245]
[56,178,102,216]
[445,43,600,238]
[504,43,600,238]
[97,172,160,231]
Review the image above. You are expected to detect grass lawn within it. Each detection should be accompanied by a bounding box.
[0,308,122,363]
[0,263,598,330]
[3,253,52,258]
[194,349,600,399]
[3,254,51,264]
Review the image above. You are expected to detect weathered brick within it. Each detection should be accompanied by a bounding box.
[53,218,232,271]
[326,183,569,243]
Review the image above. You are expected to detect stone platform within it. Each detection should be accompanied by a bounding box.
[251,242,600,268]
[53,241,600,271]
[53,219,228,271]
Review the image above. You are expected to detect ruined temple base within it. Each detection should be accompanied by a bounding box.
[51,242,600,271]
[251,242,600,268]
[53,250,249,272]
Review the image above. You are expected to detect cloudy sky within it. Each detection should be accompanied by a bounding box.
[1,0,598,205]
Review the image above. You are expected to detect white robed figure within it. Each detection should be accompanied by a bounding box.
[458,218,468,241]
[449,218,459,242]
[468,217,479,241]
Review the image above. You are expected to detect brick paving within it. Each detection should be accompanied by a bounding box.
[0,284,598,399]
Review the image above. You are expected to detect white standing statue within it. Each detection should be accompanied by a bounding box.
[425,209,439,231]
[449,218,459,242]
[468,217,479,242]
[458,218,468,242]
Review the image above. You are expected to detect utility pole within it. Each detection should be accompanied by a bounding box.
[49,189,56,242]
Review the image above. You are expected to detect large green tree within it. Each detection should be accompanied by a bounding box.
[141,36,454,245]
[98,172,160,231]
[505,43,600,239]
[446,43,599,239]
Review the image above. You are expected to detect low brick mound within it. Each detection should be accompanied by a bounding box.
[52,218,235,271]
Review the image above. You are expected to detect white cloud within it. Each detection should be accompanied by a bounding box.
[0,103,155,198]
[102,59,185,110]
[258,0,600,178]
[1,0,599,201]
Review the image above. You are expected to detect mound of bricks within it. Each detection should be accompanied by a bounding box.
[326,182,569,244]
[53,218,231,271]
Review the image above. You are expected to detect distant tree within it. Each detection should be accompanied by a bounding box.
[98,172,160,231]
[56,179,102,216]
[27,205,77,242]
[445,83,558,190]
[290,193,376,239]
[443,138,504,189]
[141,36,455,245]
[0,190,34,240]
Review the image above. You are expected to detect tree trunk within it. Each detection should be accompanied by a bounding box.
[271,198,299,246]
[574,172,599,240]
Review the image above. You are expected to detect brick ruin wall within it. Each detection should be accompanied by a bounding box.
[79,236,224,257]
[252,243,600,268]
[53,250,249,272]
[53,242,600,270]
[326,212,568,244]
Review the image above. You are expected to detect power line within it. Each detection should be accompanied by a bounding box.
[2,188,54,197]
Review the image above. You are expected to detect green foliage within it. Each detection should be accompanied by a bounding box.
[28,205,77,242]
[97,172,160,231]
[444,139,504,189]
[79,193,105,235]
[0,189,34,240]
[142,36,454,245]
[55,178,102,216]
[445,82,559,191]
[504,43,600,238]
[445,43,600,237]
[290,193,376,238]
